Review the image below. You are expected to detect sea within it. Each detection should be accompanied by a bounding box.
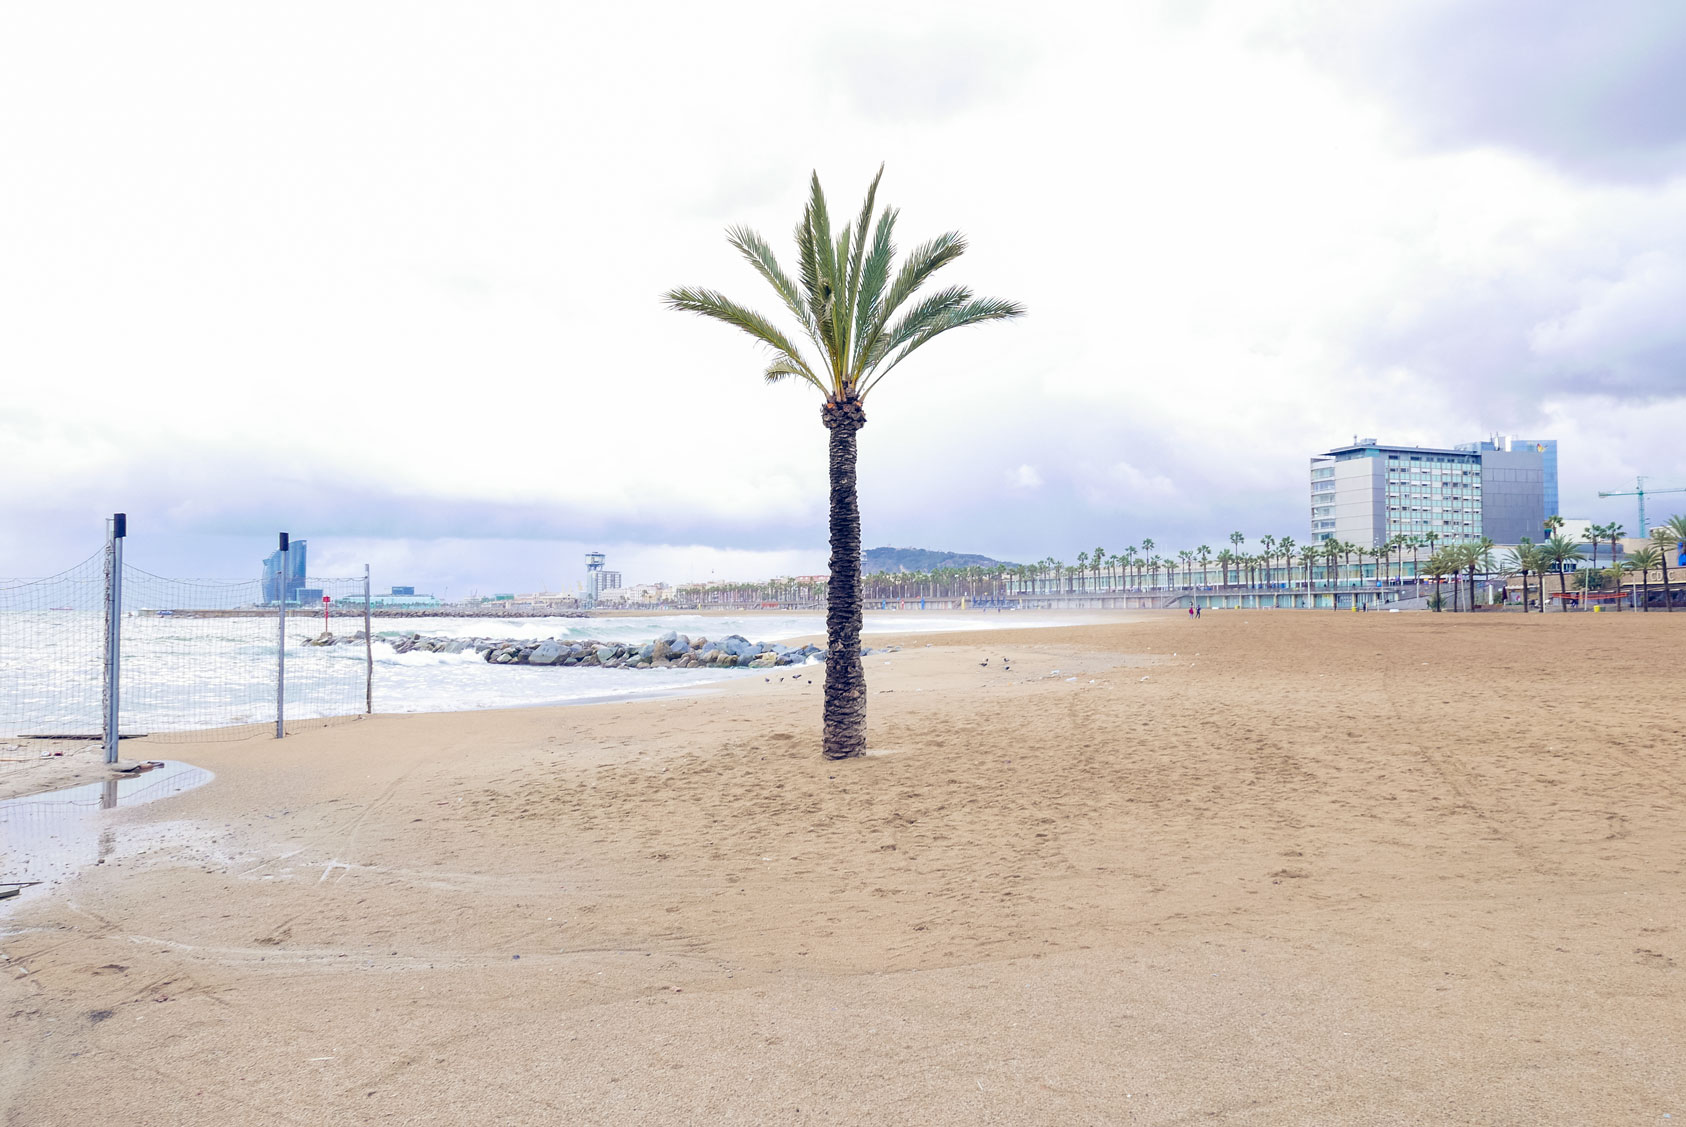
[0,609,1072,738]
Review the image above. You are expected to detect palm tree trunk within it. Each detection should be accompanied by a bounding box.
[1660,556,1673,612]
[822,399,867,760]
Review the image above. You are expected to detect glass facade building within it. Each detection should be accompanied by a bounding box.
[261,539,308,605]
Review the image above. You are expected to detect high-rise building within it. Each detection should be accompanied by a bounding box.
[1457,436,1559,530]
[1519,439,1559,521]
[1310,437,1547,547]
[583,553,621,606]
[261,539,308,605]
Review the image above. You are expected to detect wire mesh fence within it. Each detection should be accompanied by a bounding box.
[0,552,106,742]
[119,567,370,743]
[1,526,371,772]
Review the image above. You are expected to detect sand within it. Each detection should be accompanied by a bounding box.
[3,611,1682,1124]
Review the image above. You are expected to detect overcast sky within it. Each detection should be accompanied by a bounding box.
[4,1,1684,594]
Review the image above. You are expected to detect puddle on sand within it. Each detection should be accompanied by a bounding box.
[0,762,214,908]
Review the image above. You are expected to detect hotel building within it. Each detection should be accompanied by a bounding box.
[1310,436,1551,547]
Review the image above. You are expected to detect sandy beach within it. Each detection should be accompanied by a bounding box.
[3,610,1682,1124]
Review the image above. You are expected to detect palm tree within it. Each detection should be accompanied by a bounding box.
[1502,539,1537,613]
[1625,546,1661,611]
[666,168,1023,758]
[1216,549,1235,588]
[1196,545,1212,587]
[1544,514,1565,539]
[1582,523,1606,576]
[1538,534,1585,610]
[1655,517,1686,612]
[1277,536,1296,589]
[1467,537,1496,610]
[1321,539,1341,605]
[1423,549,1454,612]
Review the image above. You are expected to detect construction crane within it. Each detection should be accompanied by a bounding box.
[1596,476,1686,537]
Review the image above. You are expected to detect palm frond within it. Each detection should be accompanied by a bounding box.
[662,286,820,377]
[851,207,898,367]
[726,225,816,345]
[864,284,972,370]
[795,208,825,336]
[854,232,967,377]
[831,223,853,365]
[764,353,828,393]
[859,296,1024,400]
[800,175,844,380]
[843,164,885,354]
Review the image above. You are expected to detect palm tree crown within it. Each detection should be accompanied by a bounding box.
[664,167,1024,407]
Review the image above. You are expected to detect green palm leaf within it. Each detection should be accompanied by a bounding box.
[662,287,819,380]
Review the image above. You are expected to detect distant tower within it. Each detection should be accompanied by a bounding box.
[585,552,606,605]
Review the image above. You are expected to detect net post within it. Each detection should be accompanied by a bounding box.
[364,564,372,715]
[103,513,126,764]
[276,532,288,739]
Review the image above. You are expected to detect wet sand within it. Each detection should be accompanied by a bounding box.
[3,611,1683,1124]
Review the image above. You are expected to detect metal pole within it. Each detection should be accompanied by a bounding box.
[364,563,372,715]
[276,532,288,739]
[103,513,126,764]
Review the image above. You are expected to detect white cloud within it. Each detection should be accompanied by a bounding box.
[2,0,1683,585]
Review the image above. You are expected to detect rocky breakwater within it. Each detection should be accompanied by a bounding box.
[311,629,900,670]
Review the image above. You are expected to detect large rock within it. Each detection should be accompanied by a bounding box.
[748,652,778,668]
[659,630,679,645]
[652,640,671,661]
[529,640,565,665]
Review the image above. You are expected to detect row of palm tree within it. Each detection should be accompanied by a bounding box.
[1495,519,1686,611]
[675,517,1686,613]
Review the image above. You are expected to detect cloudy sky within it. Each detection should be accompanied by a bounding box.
[4,0,1684,594]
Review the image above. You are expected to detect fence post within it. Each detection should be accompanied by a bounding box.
[103,513,126,764]
[276,532,288,739]
[364,563,372,715]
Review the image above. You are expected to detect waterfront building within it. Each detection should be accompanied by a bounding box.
[261,539,308,605]
[338,590,443,609]
[512,592,579,610]
[595,582,673,606]
[1310,437,1547,547]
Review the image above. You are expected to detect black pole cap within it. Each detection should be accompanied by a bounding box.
[279,532,289,551]
[113,513,126,538]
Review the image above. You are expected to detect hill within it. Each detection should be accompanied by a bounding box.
[861,546,1020,574]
